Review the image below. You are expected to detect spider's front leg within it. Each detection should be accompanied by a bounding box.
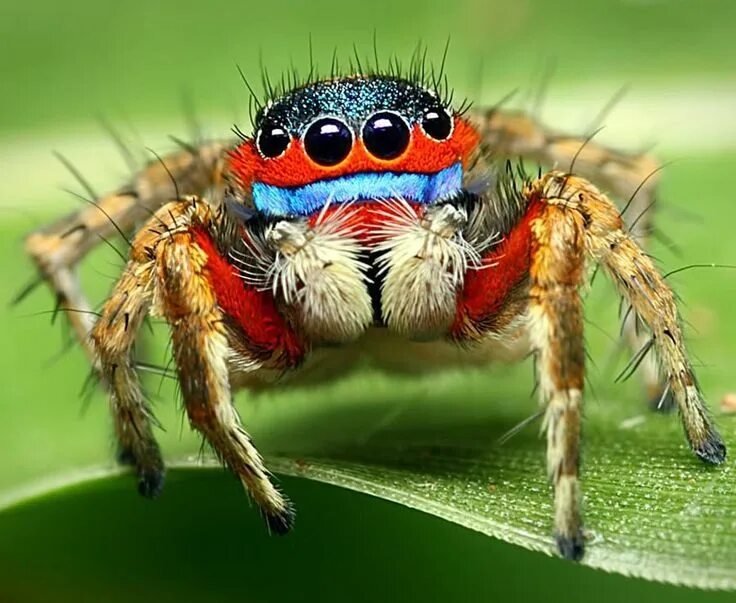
[92,197,301,529]
[526,195,587,559]
[522,172,725,559]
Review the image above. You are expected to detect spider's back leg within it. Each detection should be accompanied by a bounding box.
[91,212,163,496]
[23,140,229,362]
[468,106,667,408]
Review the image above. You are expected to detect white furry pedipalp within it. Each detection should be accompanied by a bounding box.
[262,203,373,343]
[373,199,477,339]
[232,195,501,343]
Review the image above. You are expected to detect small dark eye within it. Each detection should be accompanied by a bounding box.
[257,123,290,158]
[362,112,410,160]
[421,107,453,140]
[303,117,353,166]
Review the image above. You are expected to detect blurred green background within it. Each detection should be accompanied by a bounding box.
[2,0,736,601]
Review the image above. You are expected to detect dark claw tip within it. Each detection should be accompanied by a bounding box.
[555,532,585,562]
[265,505,295,536]
[137,468,166,499]
[694,434,727,465]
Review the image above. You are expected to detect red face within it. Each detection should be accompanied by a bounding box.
[226,76,480,216]
[229,115,480,189]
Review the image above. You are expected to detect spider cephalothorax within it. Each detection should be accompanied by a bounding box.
[24,66,725,562]
[229,76,479,215]
[224,76,530,344]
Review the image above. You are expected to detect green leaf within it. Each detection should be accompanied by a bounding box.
[3,467,735,603]
[2,413,735,592]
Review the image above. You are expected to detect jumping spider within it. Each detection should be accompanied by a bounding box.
[23,62,725,561]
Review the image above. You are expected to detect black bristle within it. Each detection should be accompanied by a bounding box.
[10,275,44,306]
[238,42,458,129]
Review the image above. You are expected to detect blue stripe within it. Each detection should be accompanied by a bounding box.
[252,162,463,216]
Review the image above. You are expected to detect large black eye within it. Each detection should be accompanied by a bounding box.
[257,123,290,158]
[362,111,410,160]
[303,117,353,166]
[421,107,453,141]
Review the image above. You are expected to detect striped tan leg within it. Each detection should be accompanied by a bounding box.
[93,196,292,528]
[527,196,587,560]
[92,196,216,497]
[525,171,725,560]
[91,206,174,496]
[155,212,294,533]
[471,107,665,406]
[24,141,228,362]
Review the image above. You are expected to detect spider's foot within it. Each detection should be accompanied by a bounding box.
[264,502,296,536]
[137,467,166,498]
[647,384,676,413]
[117,446,166,498]
[693,429,727,465]
[555,530,585,562]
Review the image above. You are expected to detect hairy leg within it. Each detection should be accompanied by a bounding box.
[527,199,587,560]
[470,108,660,231]
[155,213,294,532]
[470,107,664,404]
[527,172,725,462]
[24,141,228,361]
[93,195,293,525]
[90,206,176,496]
[92,196,215,497]
[522,170,724,560]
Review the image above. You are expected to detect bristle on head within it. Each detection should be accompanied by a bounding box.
[238,41,461,128]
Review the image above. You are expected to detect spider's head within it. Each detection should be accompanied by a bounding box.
[228,75,479,217]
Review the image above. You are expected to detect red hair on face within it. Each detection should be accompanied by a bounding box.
[228,117,480,190]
